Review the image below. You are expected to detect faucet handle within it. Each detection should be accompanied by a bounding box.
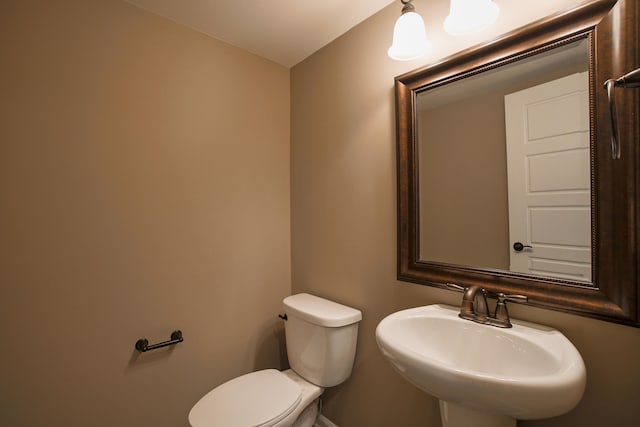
[492,293,528,328]
[498,293,528,303]
[445,283,466,292]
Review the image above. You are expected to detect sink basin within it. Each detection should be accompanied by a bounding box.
[376,304,586,425]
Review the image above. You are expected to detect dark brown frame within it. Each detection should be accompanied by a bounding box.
[396,0,640,326]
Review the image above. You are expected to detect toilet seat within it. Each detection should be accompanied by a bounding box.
[188,369,302,427]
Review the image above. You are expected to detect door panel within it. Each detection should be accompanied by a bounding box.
[505,72,591,281]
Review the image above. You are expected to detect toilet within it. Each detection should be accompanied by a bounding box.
[188,293,362,427]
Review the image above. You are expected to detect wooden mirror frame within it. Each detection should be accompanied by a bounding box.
[396,0,640,326]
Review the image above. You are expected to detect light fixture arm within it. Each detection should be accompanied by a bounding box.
[401,0,416,14]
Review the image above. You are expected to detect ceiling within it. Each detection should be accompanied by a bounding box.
[125,0,396,68]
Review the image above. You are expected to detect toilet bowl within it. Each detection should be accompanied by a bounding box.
[188,369,322,427]
[188,293,362,427]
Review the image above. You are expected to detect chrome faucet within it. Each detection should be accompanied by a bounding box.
[446,283,528,328]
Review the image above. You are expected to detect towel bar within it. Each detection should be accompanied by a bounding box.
[135,330,183,352]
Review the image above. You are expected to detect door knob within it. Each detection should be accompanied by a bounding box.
[513,242,533,252]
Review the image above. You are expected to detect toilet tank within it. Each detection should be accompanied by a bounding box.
[282,293,362,388]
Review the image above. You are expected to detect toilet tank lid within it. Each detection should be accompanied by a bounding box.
[283,293,362,327]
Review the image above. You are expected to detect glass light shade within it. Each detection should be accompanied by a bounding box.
[443,0,500,36]
[388,11,431,61]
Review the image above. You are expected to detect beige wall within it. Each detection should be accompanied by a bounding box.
[0,1,290,426]
[291,0,640,426]
[420,93,511,269]
[3,1,640,426]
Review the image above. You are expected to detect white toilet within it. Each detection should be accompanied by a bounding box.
[188,293,362,427]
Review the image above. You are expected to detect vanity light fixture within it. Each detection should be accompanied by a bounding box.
[388,0,500,61]
[388,0,431,61]
[443,0,500,36]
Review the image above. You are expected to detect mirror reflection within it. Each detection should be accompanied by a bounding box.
[417,38,593,284]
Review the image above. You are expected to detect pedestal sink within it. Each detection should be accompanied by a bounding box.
[375,304,586,427]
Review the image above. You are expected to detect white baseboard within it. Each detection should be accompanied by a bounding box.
[314,414,338,427]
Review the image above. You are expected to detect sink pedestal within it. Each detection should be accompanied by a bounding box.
[439,401,516,427]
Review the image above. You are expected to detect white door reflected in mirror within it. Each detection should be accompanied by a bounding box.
[505,72,591,282]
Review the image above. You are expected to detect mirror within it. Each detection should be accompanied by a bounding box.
[417,39,592,283]
[396,0,640,326]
